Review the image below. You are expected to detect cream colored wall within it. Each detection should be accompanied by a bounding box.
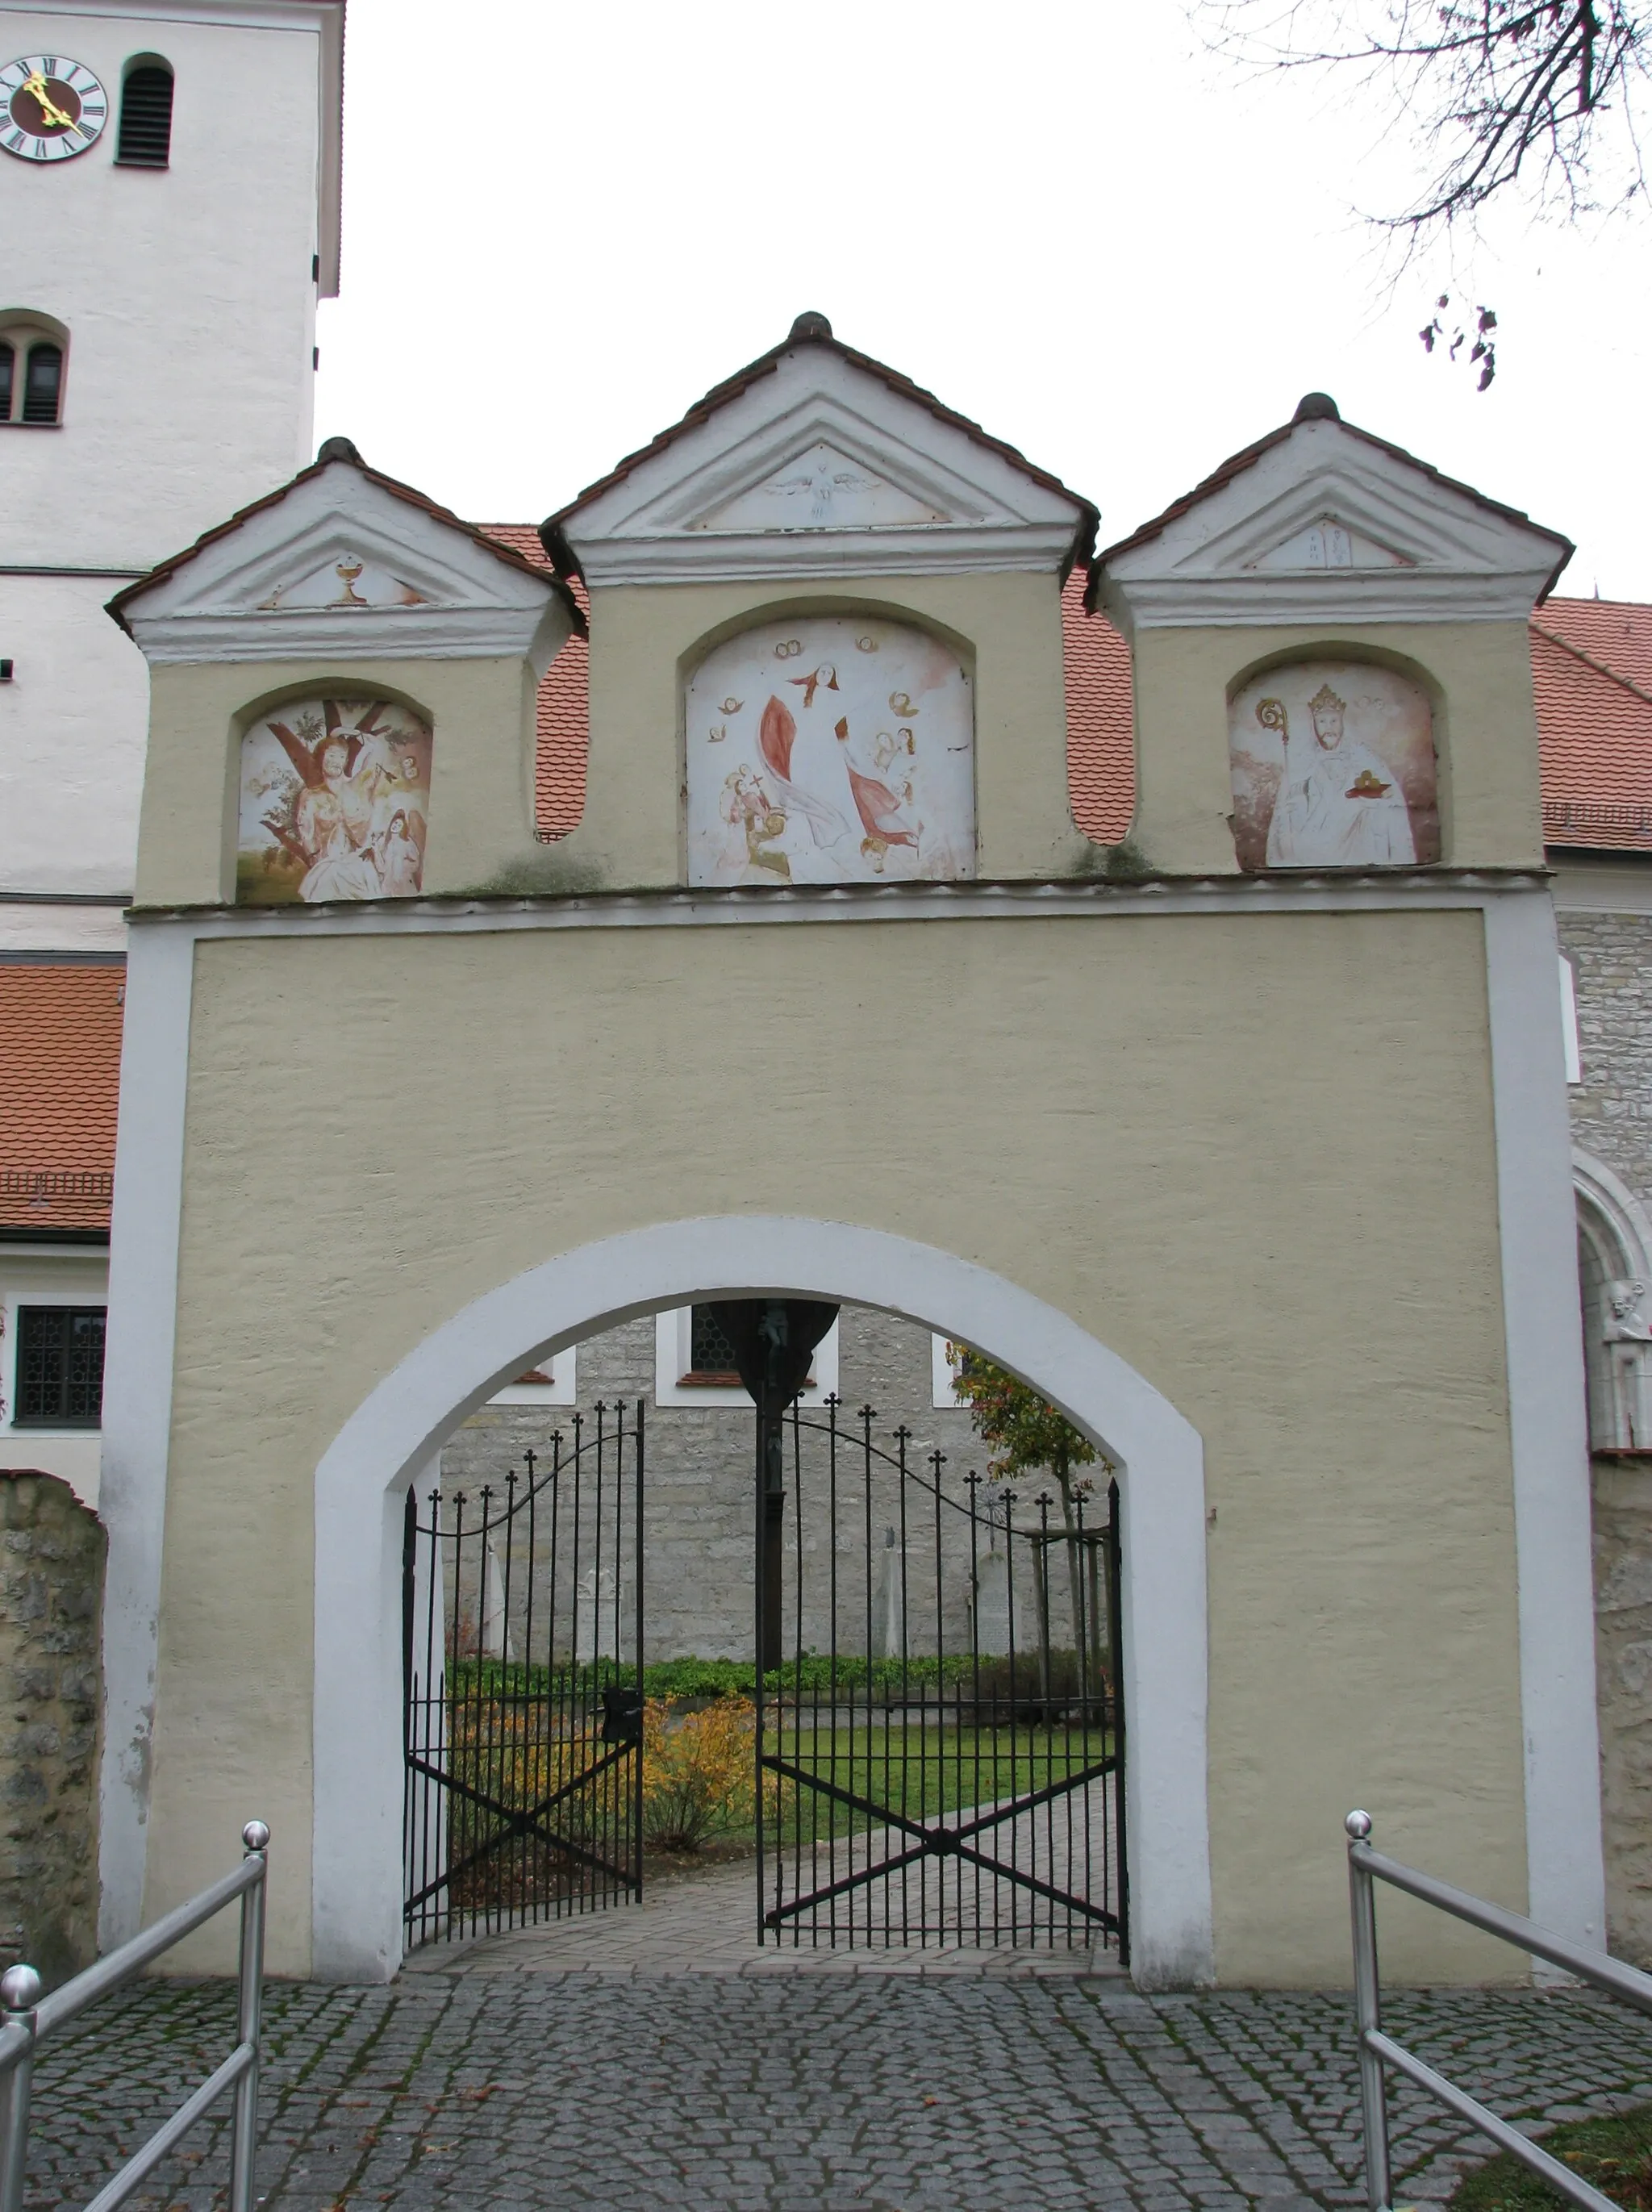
[145,906,1526,1982]
[133,656,544,908]
[1127,621,1545,875]
[554,572,1087,887]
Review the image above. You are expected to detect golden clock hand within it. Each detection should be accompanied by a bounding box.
[20,69,77,131]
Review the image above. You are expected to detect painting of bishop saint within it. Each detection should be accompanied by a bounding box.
[237,696,432,904]
[686,616,975,886]
[1228,662,1439,872]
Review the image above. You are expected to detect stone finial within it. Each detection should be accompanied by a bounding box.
[788,311,833,344]
[1293,392,1341,423]
[315,435,363,465]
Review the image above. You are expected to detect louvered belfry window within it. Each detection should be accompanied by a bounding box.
[116,63,174,166]
[20,344,61,425]
[15,1308,106,1426]
[0,344,12,424]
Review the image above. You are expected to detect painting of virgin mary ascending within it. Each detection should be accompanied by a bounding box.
[236,696,433,904]
[686,616,975,885]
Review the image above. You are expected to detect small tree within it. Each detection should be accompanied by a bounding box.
[949,1349,1107,1677]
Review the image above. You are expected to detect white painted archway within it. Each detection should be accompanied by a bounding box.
[312,1217,1212,1989]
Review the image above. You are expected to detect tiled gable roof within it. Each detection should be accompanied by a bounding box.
[0,966,125,1232]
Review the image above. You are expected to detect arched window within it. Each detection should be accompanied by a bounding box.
[0,317,67,426]
[116,58,173,167]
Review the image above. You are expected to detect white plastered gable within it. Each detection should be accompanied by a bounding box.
[557,336,1089,585]
[1099,404,1571,632]
[114,454,572,668]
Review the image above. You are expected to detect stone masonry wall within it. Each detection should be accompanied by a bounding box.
[0,1472,104,1988]
[1562,909,1652,1197]
[1564,906,1652,1962]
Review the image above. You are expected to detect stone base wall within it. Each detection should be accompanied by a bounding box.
[1562,908,1652,1196]
[0,1472,105,1988]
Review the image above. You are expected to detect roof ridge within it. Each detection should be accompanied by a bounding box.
[108,449,586,636]
[540,320,1099,581]
[1532,620,1652,714]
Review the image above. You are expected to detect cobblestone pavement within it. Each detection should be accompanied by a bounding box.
[18,1968,1652,2211]
[403,1855,1124,1977]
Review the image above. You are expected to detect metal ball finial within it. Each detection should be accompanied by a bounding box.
[0,1965,41,2012]
[242,1820,271,1853]
[1345,1809,1372,1840]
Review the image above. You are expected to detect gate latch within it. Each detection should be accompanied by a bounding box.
[600,1686,645,1745]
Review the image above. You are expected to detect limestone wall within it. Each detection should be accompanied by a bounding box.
[0,1472,104,1987]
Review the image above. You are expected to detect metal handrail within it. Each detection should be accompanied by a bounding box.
[0,1821,269,2212]
[1345,1809,1652,2212]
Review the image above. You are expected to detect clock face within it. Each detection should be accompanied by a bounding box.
[0,55,107,162]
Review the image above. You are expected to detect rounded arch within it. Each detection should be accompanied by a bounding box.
[311,1217,1212,1991]
[676,593,975,688]
[1575,1150,1652,1451]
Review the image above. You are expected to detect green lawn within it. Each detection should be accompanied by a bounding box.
[1449,2101,1652,2209]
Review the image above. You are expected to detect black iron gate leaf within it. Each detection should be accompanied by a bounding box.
[753,1398,1128,1959]
[402,1400,646,1946]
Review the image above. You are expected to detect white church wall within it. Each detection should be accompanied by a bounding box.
[0,575,151,904]
[2,6,324,570]
[1,2,334,927]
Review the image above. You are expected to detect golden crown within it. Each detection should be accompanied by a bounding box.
[1308,683,1346,713]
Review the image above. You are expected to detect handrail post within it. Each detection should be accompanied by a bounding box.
[228,1822,269,2212]
[1346,1811,1392,2212]
[0,1965,41,2212]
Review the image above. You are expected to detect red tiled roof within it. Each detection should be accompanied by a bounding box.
[479,524,590,838]
[0,966,124,1232]
[1533,604,1652,849]
[1062,571,1133,844]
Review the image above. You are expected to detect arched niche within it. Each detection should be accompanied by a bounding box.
[1228,657,1440,871]
[1575,1150,1652,1452]
[683,612,975,885]
[236,692,432,904]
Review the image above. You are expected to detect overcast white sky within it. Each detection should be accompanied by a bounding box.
[315,0,1651,599]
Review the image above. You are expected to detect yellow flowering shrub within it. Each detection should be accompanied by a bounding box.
[640,1697,756,1851]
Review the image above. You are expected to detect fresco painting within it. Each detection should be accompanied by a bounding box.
[236,695,432,904]
[686,617,975,885]
[1228,661,1439,871]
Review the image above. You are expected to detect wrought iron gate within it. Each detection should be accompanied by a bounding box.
[754,1399,1128,1958]
[402,1402,645,1944]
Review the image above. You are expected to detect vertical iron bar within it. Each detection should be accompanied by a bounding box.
[229,1821,269,2212]
[792,1402,805,1945]
[0,1968,40,2212]
[753,1396,767,1943]
[1106,1476,1129,1968]
[828,1395,841,1947]
[1347,1813,1393,2212]
[966,1471,983,1947]
[635,1400,646,1901]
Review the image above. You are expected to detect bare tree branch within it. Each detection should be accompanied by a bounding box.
[1204,0,1648,232]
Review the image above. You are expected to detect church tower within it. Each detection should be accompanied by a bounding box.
[0,2,342,1510]
[0,0,344,951]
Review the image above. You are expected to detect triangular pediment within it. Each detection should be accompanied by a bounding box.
[111,449,572,667]
[1096,403,1571,629]
[257,549,432,610]
[692,439,951,532]
[549,319,1091,585]
[1248,513,1412,573]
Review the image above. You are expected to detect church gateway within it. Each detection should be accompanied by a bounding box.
[5,0,1652,1992]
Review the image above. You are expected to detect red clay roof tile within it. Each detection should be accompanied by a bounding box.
[0,965,124,1231]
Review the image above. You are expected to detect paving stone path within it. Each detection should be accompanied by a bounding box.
[18,1959,1652,2211]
